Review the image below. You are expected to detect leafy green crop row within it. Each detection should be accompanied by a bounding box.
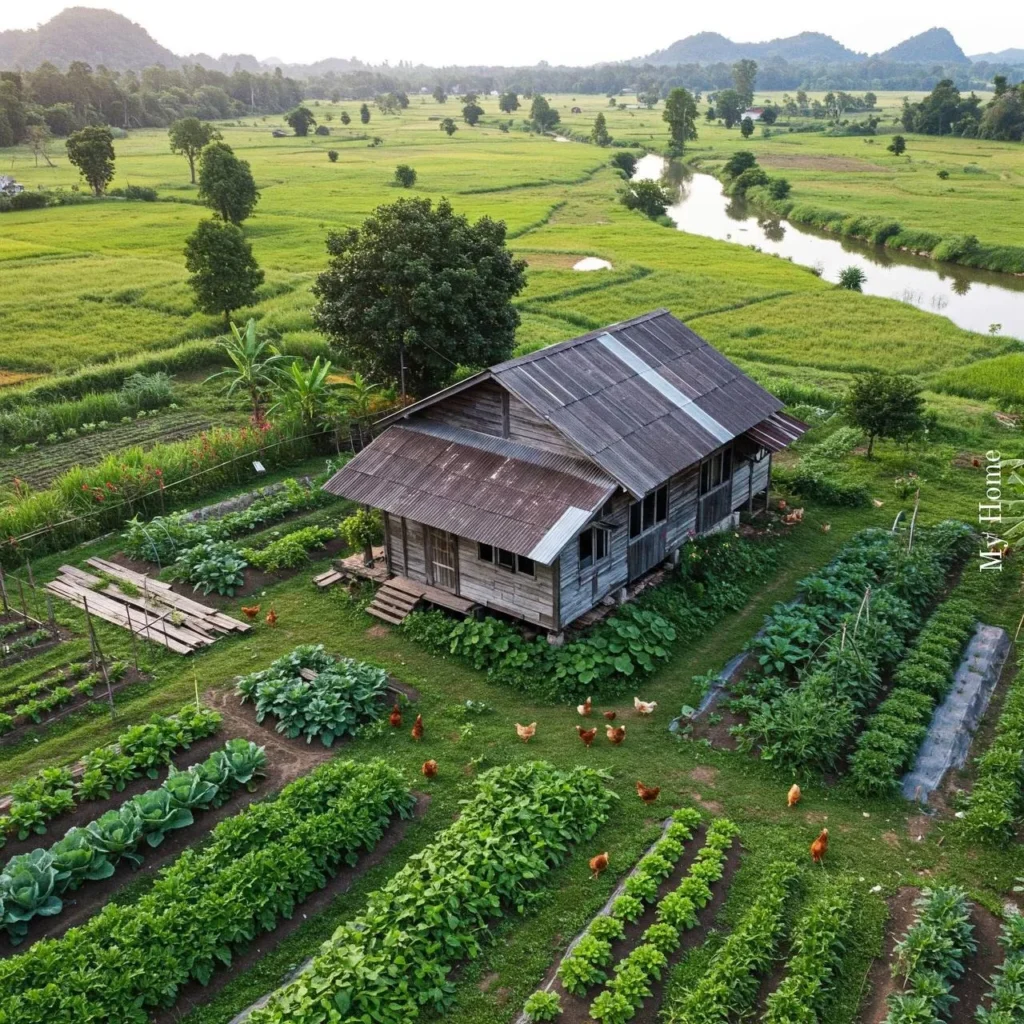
[0,738,265,944]
[762,879,857,1024]
[587,816,739,1024]
[404,532,781,701]
[556,807,703,998]
[884,886,975,1024]
[733,521,973,774]
[665,860,799,1024]
[0,662,127,734]
[959,653,1024,844]
[851,585,979,796]
[242,524,337,571]
[237,643,389,745]
[0,757,414,1023]
[977,913,1024,1024]
[248,761,615,1024]
[0,703,222,846]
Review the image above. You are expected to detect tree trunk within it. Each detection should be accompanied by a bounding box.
[867,434,875,458]
[363,540,374,568]
[188,154,196,184]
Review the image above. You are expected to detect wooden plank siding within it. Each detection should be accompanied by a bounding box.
[456,537,555,628]
[506,396,580,456]
[419,380,506,436]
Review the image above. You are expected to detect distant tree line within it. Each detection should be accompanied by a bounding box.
[901,77,1024,140]
[0,61,303,146]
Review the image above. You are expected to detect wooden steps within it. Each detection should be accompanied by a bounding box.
[314,569,343,590]
[366,580,422,624]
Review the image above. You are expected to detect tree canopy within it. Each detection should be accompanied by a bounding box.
[285,106,317,136]
[731,59,758,109]
[184,220,264,328]
[311,197,527,397]
[846,371,925,457]
[591,112,611,146]
[197,141,260,224]
[662,87,698,152]
[462,101,484,125]
[65,124,115,195]
[168,118,218,183]
[715,88,742,128]
[530,94,560,131]
[499,91,520,114]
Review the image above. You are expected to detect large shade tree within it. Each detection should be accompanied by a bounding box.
[168,118,218,183]
[65,125,115,195]
[184,220,264,328]
[312,197,527,397]
[662,88,698,152]
[197,141,260,224]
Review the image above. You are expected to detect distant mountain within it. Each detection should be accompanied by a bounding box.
[0,6,178,70]
[875,27,968,64]
[646,31,862,65]
[180,52,267,74]
[970,48,1024,64]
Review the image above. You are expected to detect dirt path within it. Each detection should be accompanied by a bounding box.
[857,887,919,1024]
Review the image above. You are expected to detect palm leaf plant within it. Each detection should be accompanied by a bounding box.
[205,318,289,424]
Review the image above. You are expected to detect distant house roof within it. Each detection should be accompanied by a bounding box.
[381,309,791,497]
[323,421,616,564]
[742,107,765,119]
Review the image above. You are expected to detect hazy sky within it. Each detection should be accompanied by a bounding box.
[4,2,1017,65]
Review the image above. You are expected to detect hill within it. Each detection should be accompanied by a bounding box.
[875,27,968,63]
[970,48,1024,64]
[646,31,862,65]
[0,6,177,70]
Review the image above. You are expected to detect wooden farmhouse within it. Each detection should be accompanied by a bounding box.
[323,310,805,633]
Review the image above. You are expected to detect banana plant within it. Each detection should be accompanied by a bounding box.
[49,828,115,892]
[0,849,62,944]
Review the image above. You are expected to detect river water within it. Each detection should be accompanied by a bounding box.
[634,154,1024,341]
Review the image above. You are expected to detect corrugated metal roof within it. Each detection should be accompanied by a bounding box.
[744,410,809,452]
[323,423,615,564]
[488,309,785,495]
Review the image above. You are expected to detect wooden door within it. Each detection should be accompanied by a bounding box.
[627,525,667,582]
[426,528,458,592]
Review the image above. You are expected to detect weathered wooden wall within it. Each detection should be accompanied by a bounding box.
[506,396,579,456]
[456,537,555,628]
[419,380,506,436]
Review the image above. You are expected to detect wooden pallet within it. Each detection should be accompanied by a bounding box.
[46,560,250,654]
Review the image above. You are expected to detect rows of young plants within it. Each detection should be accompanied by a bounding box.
[665,861,799,1024]
[237,644,390,746]
[0,419,315,566]
[731,521,974,774]
[0,661,127,736]
[248,761,615,1024]
[884,886,976,1024]
[959,653,1024,844]
[0,703,222,846]
[545,808,704,1006]
[850,579,979,796]
[978,912,1024,1023]
[0,373,175,451]
[0,757,415,1023]
[0,628,52,661]
[0,738,266,944]
[762,878,857,1024]
[586,815,739,1024]
[404,533,781,701]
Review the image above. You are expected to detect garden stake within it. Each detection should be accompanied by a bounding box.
[907,490,921,551]
[82,592,100,669]
[45,594,57,637]
[0,565,9,615]
[16,576,28,622]
[125,602,140,673]
[83,593,115,716]
[142,577,154,646]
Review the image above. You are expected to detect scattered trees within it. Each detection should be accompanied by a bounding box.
[530,95,560,132]
[901,80,982,136]
[394,164,417,187]
[432,85,447,104]
[591,112,611,146]
[328,150,339,162]
[360,103,371,124]
[846,371,925,457]
[887,134,907,156]
[168,118,218,183]
[312,196,527,396]
[499,91,520,114]
[838,265,866,291]
[184,221,264,329]
[723,150,757,178]
[462,101,484,125]
[619,179,675,218]
[715,88,742,128]
[439,118,458,136]
[285,106,317,136]
[740,116,755,138]
[340,110,351,125]
[609,151,638,177]
[662,87,698,153]
[197,141,260,224]
[65,125,115,195]
[732,59,758,109]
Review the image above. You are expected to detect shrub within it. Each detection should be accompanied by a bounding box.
[327,150,339,162]
[394,164,417,187]
[171,539,248,596]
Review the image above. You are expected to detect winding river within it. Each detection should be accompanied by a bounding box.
[634,154,1024,341]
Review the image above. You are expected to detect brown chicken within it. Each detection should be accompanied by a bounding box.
[240,604,261,621]
[388,704,402,729]
[636,781,660,804]
[411,714,424,742]
[810,828,829,864]
[576,725,597,748]
[577,696,593,717]
[606,724,626,745]
[516,721,537,743]
[589,851,609,880]
[421,759,438,780]
[265,607,278,627]
[603,710,617,722]
[782,508,805,526]
[788,784,802,808]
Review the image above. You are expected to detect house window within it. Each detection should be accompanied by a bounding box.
[628,485,668,540]
[578,526,611,571]
[700,449,733,495]
[478,543,534,577]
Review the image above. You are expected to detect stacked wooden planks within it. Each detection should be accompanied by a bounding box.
[46,558,250,655]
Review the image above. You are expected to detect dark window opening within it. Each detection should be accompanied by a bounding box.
[496,547,516,571]
[629,485,668,539]
[578,526,610,573]
[478,543,493,563]
[517,555,535,577]
[578,529,594,570]
[700,449,734,495]
[479,543,531,575]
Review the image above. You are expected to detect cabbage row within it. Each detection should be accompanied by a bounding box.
[249,760,616,1024]
[0,738,265,944]
[0,757,413,1024]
